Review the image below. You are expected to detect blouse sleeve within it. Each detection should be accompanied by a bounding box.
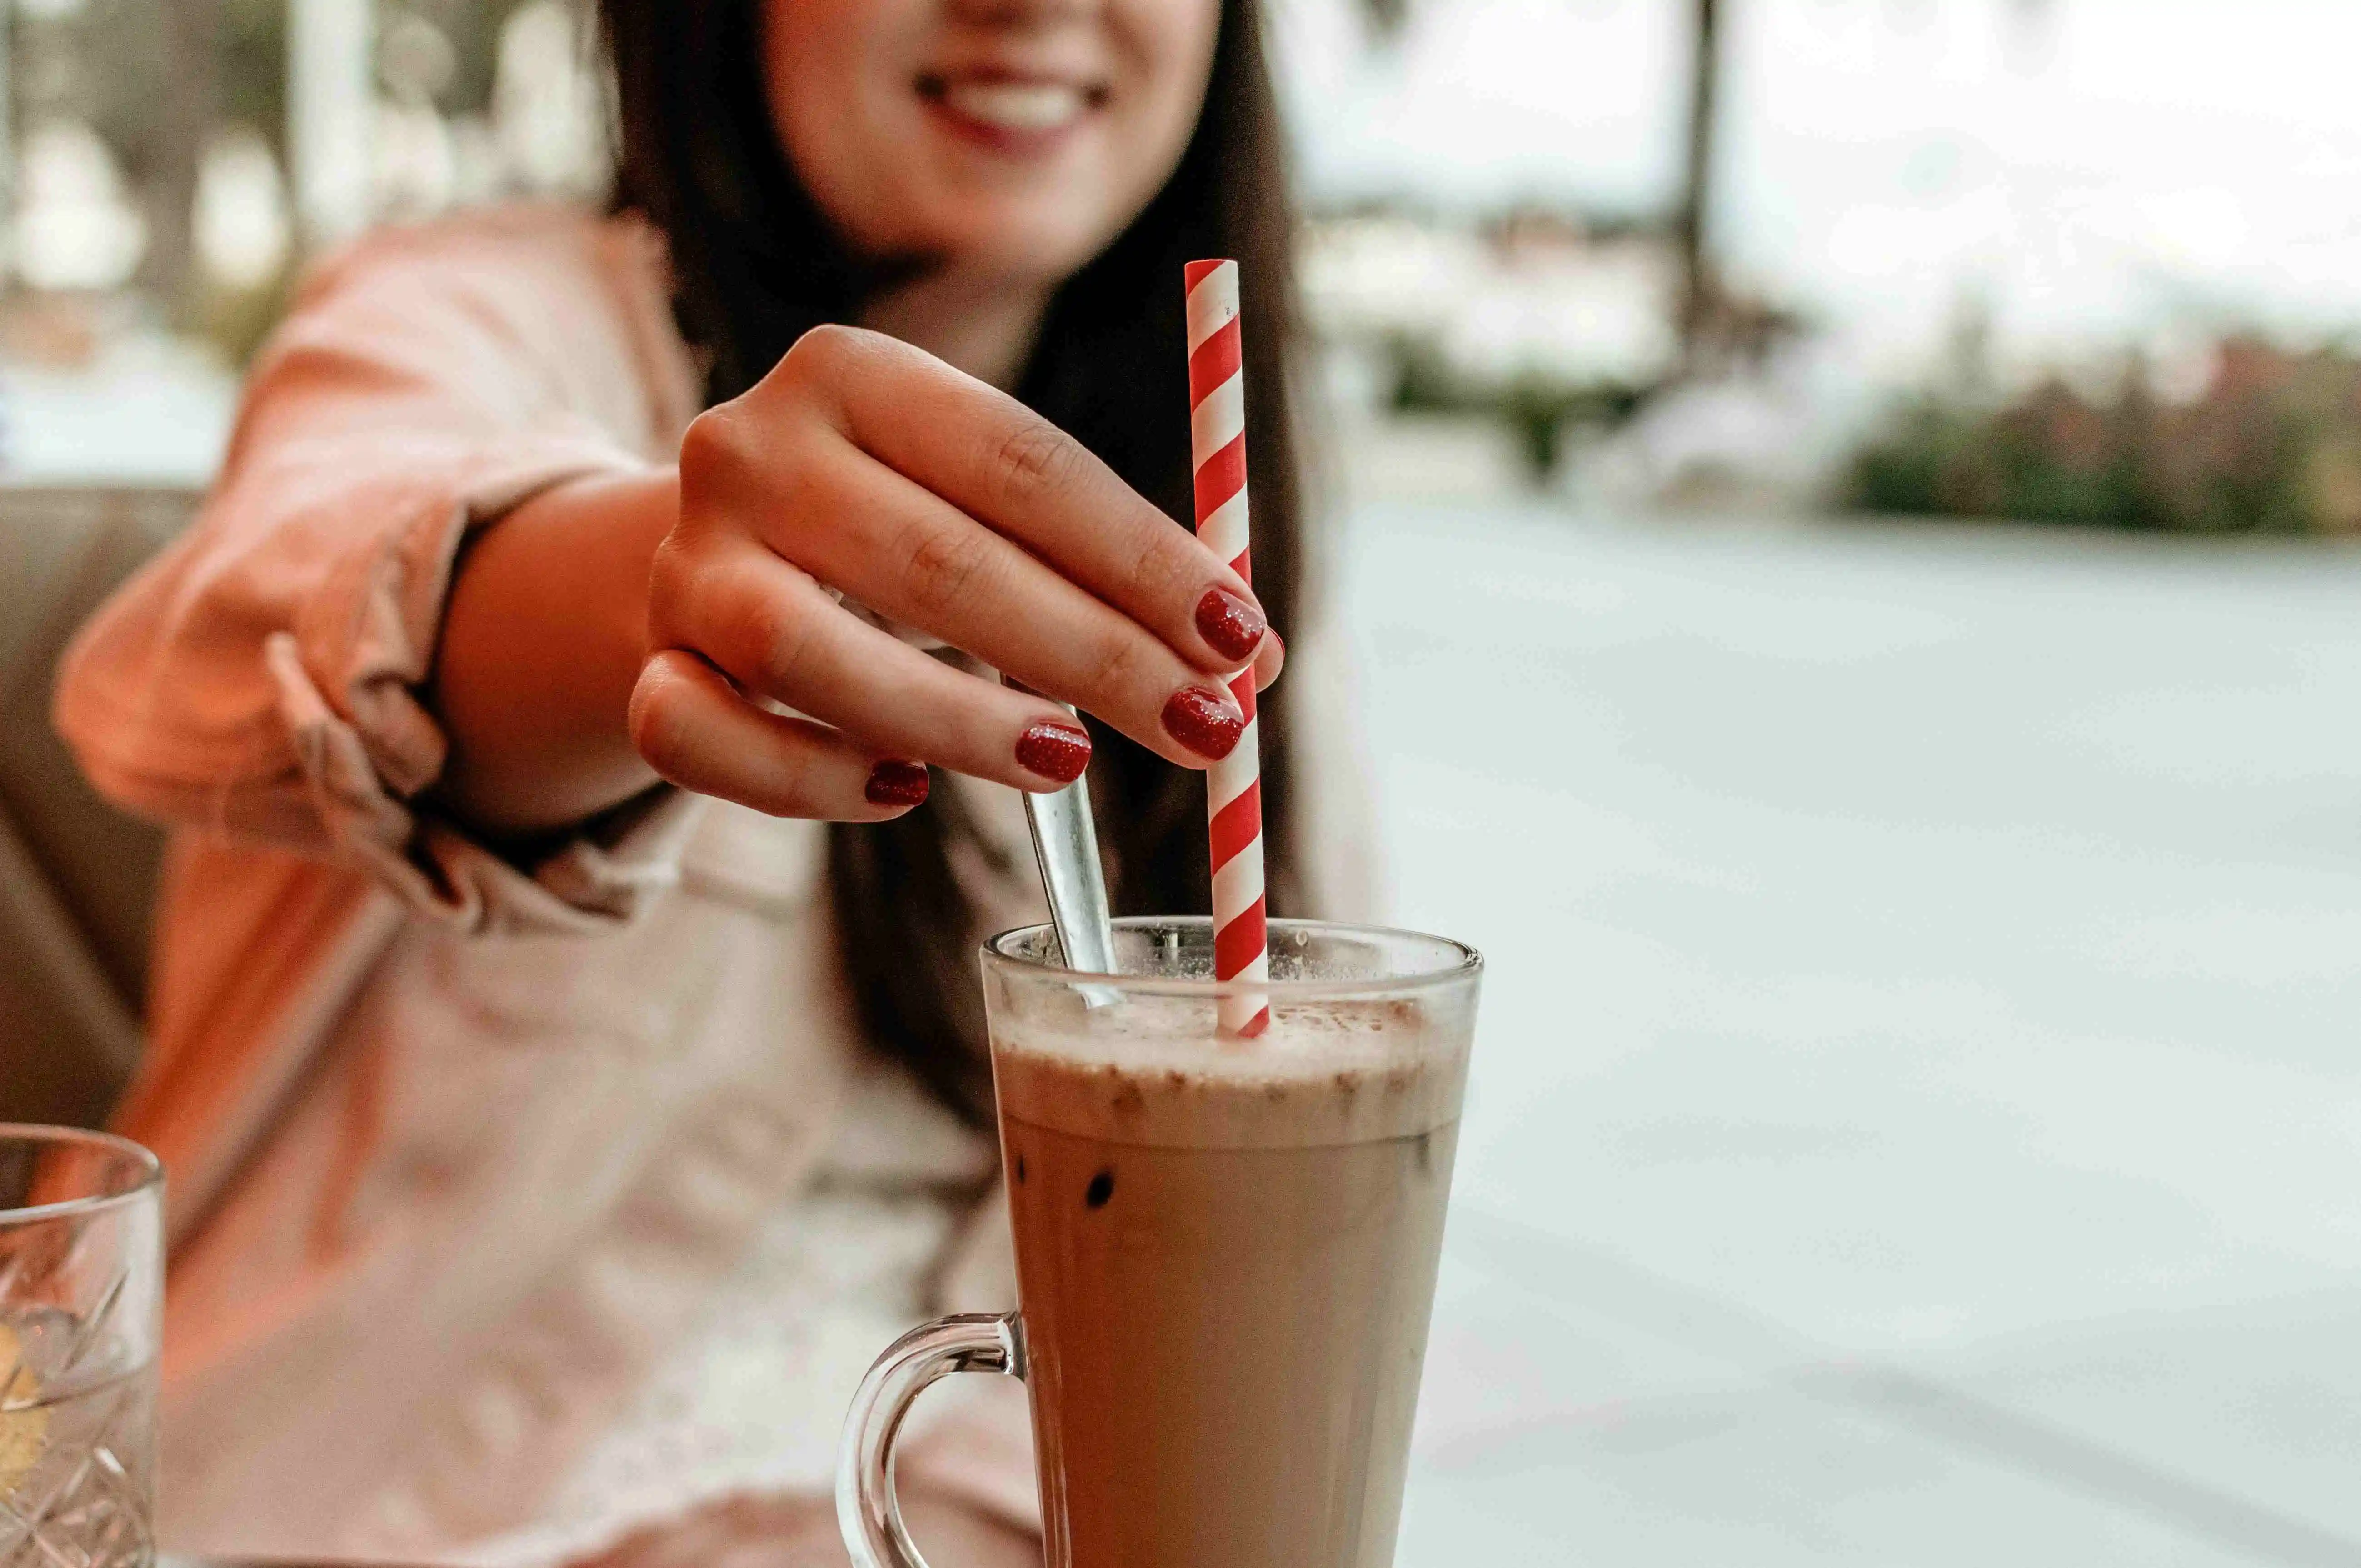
[54,212,702,936]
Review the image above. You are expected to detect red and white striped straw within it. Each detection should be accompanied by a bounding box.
[1185,258,1269,1039]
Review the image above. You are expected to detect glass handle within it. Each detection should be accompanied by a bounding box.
[836,1311,1028,1568]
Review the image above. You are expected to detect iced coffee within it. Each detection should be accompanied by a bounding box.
[838,919,1480,1568]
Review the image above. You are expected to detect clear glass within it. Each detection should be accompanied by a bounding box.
[839,919,1482,1568]
[0,1127,162,1568]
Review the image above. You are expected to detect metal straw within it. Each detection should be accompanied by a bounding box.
[1018,705,1120,991]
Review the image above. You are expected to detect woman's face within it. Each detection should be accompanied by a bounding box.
[763,0,1222,284]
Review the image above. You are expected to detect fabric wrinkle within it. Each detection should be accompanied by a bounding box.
[47,201,1376,1565]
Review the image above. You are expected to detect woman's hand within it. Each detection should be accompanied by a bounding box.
[627,323,1279,821]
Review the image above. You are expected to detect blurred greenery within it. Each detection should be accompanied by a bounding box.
[1384,332,1649,484]
[12,0,546,355]
[221,0,290,156]
[191,252,300,368]
[75,0,540,151]
[1846,335,2361,535]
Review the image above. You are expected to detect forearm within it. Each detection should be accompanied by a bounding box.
[431,467,679,835]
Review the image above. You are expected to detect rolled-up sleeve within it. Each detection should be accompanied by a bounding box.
[55,212,699,936]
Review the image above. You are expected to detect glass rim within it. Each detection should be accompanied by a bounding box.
[0,1124,163,1225]
[982,915,1482,998]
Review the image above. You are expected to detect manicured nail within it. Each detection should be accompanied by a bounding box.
[1194,586,1267,664]
[864,760,931,807]
[1161,686,1244,760]
[1015,721,1093,784]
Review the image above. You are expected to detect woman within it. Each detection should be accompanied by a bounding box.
[57,0,1372,1561]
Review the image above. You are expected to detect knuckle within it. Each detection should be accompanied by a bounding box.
[898,524,995,618]
[627,661,691,776]
[988,416,1086,507]
[677,407,751,496]
[1129,528,1196,605]
[647,534,742,647]
[1092,628,1152,705]
[643,536,693,639]
[680,405,836,541]
[777,322,863,388]
[728,584,818,694]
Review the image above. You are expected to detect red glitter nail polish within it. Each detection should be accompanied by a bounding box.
[864,760,931,807]
[1161,687,1244,760]
[1194,587,1267,664]
[1015,721,1093,783]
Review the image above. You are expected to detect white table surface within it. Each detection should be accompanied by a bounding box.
[1356,504,2361,1565]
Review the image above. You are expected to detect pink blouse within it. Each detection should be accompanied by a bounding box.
[54,203,1378,1563]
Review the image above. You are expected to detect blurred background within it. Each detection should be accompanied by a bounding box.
[10,0,2361,524]
[4,1,2360,1563]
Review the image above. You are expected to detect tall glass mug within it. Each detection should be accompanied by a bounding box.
[0,1127,163,1568]
[839,919,1482,1568]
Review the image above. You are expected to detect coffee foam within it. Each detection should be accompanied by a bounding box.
[991,997,1468,1150]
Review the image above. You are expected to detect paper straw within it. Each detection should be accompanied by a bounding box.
[1185,258,1270,1039]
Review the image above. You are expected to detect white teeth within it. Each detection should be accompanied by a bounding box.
[942,81,1088,133]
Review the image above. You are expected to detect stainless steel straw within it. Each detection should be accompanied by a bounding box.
[1018,705,1120,986]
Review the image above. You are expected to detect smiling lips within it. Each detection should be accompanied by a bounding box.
[921,73,1106,145]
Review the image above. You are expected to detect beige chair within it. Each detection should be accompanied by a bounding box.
[0,485,195,1126]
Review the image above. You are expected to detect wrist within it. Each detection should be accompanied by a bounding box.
[433,464,682,834]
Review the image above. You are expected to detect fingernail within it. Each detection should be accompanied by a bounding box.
[1161,686,1244,760]
[864,760,931,807]
[1194,586,1267,664]
[1015,721,1093,784]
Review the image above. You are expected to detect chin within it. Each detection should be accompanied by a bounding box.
[922,203,1121,285]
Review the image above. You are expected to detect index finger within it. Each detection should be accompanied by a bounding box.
[779,325,1270,672]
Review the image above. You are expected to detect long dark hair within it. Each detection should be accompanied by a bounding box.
[599,0,1308,1121]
